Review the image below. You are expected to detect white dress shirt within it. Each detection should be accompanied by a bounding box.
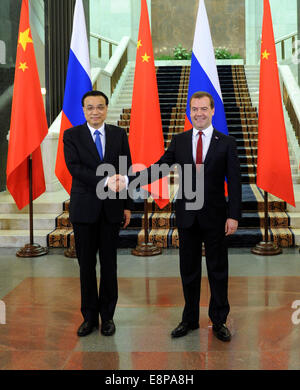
[192,124,214,164]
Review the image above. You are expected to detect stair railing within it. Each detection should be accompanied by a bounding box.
[91,35,131,98]
[90,33,119,62]
[257,32,297,64]
[279,65,300,171]
[275,31,297,62]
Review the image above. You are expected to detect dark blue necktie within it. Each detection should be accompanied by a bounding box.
[94,130,103,160]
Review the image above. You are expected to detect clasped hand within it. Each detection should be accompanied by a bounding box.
[107,174,126,192]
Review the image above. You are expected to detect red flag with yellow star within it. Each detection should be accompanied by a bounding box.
[6,0,48,210]
[256,0,295,206]
[129,0,169,208]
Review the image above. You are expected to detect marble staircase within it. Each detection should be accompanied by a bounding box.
[244,65,300,245]
[106,62,135,125]
[0,189,68,247]
[2,63,300,249]
[115,64,300,248]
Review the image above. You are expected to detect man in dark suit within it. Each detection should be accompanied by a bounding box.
[135,91,241,341]
[63,90,133,337]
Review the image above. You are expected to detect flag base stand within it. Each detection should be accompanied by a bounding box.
[251,241,282,256]
[132,242,162,256]
[132,198,162,256]
[16,243,48,258]
[251,192,282,256]
[64,244,77,258]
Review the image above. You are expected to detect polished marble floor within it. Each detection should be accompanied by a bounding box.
[1,247,300,371]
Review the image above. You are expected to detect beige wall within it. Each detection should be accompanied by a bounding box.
[151,0,245,58]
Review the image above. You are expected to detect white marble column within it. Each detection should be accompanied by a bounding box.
[245,0,297,65]
[245,0,263,65]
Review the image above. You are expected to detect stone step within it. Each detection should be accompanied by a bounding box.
[118,124,260,131]
[0,230,49,247]
[0,190,68,247]
[0,214,57,230]
[292,229,300,245]
[106,116,124,123]
[118,119,259,127]
[108,108,126,114]
[122,107,257,114]
[289,213,300,228]
[0,191,67,214]
[0,200,64,214]
[128,210,300,229]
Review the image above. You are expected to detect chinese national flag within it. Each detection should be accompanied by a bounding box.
[129,0,169,208]
[256,0,295,206]
[6,0,48,210]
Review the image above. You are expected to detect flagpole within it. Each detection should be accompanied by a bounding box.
[29,155,33,245]
[254,0,294,255]
[65,192,162,259]
[251,191,282,255]
[132,197,162,256]
[16,155,48,258]
[144,199,149,244]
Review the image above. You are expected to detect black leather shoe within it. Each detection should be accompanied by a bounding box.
[101,320,116,336]
[171,322,199,338]
[77,321,99,337]
[212,324,231,342]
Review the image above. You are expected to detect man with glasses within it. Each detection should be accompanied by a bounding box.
[63,90,133,337]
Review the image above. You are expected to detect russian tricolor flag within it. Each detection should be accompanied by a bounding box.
[55,0,92,194]
[184,0,228,135]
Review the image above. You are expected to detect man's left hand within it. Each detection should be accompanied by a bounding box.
[123,209,131,228]
[225,218,238,236]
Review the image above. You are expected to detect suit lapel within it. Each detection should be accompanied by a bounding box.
[203,129,220,165]
[103,124,112,161]
[184,129,194,164]
[80,123,101,163]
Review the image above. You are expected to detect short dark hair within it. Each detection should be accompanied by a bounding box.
[81,90,109,106]
[189,91,214,109]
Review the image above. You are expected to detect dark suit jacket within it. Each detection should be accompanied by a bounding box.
[146,128,241,229]
[63,123,133,225]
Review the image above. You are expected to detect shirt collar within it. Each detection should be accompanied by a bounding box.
[193,124,213,137]
[87,122,105,135]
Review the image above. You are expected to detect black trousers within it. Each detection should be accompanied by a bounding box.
[178,217,230,326]
[73,213,120,323]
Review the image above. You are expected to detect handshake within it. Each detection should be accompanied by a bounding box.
[107,174,127,192]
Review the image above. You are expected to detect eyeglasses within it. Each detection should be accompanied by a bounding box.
[84,105,107,112]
